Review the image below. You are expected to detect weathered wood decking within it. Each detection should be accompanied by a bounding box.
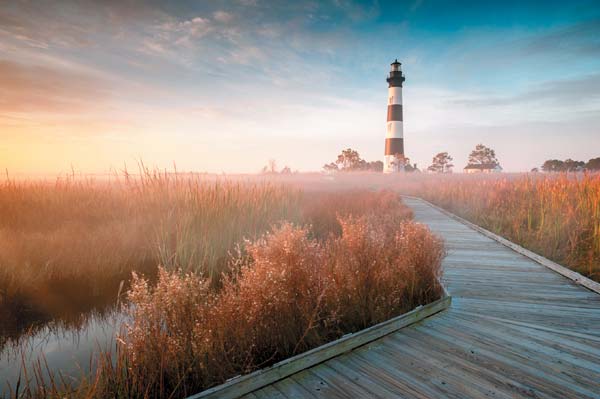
[240,197,600,399]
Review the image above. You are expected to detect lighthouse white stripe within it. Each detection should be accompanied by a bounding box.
[386,121,403,138]
[387,87,403,105]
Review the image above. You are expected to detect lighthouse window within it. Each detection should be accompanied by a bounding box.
[389,96,394,104]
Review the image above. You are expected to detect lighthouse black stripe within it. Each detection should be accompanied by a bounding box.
[384,138,404,156]
[386,71,405,88]
[387,104,403,122]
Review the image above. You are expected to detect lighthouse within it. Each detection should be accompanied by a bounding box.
[384,59,406,173]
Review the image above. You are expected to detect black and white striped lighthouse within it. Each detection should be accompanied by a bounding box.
[384,59,406,173]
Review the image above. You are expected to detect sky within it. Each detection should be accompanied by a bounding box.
[1,0,600,175]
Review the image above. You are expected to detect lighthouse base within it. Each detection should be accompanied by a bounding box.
[383,155,406,173]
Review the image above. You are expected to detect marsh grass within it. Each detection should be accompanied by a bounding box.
[0,171,302,343]
[5,185,444,398]
[9,191,443,398]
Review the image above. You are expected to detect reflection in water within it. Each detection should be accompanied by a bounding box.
[0,311,125,395]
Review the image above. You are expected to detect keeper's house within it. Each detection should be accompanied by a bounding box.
[464,163,503,173]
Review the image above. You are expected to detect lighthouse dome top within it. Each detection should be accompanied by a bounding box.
[386,59,405,87]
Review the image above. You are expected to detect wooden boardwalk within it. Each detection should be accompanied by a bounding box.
[241,198,600,399]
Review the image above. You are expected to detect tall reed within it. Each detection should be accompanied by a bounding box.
[0,172,301,342]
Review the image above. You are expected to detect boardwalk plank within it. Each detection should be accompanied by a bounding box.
[325,357,409,398]
[307,365,383,398]
[271,377,317,399]
[288,369,349,399]
[251,385,287,399]
[414,319,599,398]
[333,352,432,398]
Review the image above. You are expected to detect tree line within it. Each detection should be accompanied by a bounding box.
[313,144,600,174]
[322,144,497,173]
[425,146,600,174]
[427,143,499,173]
[323,148,419,172]
[260,159,293,174]
[539,158,600,172]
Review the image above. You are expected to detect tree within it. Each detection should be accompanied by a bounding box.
[427,152,454,173]
[322,162,339,172]
[356,159,368,170]
[564,158,585,172]
[405,163,420,173]
[268,159,277,173]
[324,149,388,172]
[336,148,363,170]
[541,158,589,172]
[390,153,409,170]
[261,159,279,174]
[587,157,600,171]
[280,166,292,174]
[468,144,499,166]
[365,160,384,172]
[541,159,565,172]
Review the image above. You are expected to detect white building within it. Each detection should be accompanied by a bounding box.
[463,164,503,173]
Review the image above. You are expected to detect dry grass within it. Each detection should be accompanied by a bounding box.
[300,189,413,238]
[8,188,444,399]
[0,172,302,343]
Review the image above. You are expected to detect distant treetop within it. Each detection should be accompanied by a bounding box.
[427,152,454,173]
[541,158,598,172]
[468,144,499,167]
[323,148,384,172]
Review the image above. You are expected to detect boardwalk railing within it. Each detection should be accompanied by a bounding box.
[404,196,600,295]
[187,285,451,399]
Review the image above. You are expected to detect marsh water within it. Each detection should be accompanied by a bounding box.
[0,310,124,395]
[0,264,153,396]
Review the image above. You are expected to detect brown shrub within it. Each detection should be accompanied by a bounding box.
[326,217,444,331]
[300,189,413,238]
[87,207,444,398]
